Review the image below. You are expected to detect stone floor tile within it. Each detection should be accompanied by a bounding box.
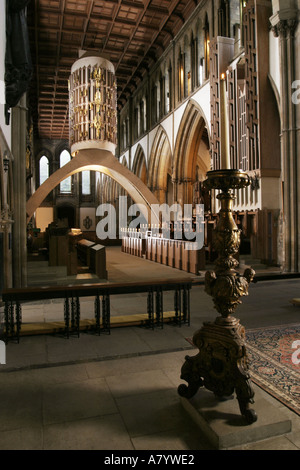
[84,350,188,380]
[115,388,190,438]
[2,250,300,451]
[43,415,134,450]
[0,382,43,432]
[132,426,214,451]
[28,363,89,385]
[42,377,118,425]
[106,369,174,398]
[0,426,43,450]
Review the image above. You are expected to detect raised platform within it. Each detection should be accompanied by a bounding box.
[12,311,179,337]
[180,385,292,450]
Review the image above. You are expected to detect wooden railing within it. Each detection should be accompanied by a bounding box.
[122,235,206,274]
[1,279,193,343]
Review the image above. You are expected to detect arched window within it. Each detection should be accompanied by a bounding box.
[190,33,198,91]
[240,0,247,46]
[134,106,139,140]
[178,49,184,101]
[151,82,157,125]
[122,121,127,149]
[39,155,49,186]
[59,149,72,193]
[159,72,165,118]
[204,15,210,79]
[82,170,91,195]
[140,99,145,134]
[166,63,172,113]
[218,0,229,37]
[184,35,190,96]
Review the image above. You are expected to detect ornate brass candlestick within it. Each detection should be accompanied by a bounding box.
[178,170,257,424]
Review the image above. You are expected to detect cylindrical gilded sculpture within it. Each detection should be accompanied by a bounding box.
[69,53,117,156]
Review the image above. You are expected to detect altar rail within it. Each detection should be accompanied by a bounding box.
[1,279,192,343]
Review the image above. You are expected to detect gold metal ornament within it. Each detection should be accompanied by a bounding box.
[93,116,102,139]
[95,91,102,113]
[69,55,117,152]
[178,169,257,425]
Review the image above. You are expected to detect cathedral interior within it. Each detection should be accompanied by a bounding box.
[0,0,299,452]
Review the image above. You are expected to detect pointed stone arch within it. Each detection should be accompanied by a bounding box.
[132,144,147,185]
[26,149,160,225]
[148,126,172,204]
[121,156,128,168]
[173,99,211,205]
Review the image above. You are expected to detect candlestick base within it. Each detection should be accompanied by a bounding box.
[178,170,257,425]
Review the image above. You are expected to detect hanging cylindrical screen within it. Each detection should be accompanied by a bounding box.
[69,53,117,155]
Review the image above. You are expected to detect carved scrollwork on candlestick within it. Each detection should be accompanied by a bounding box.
[178,170,257,425]
[205,267,255,322]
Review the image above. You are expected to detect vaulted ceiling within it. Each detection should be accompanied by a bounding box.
[27,0,200,140]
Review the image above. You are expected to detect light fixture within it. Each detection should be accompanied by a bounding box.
[3,150,9,172]
[69,52,118,156]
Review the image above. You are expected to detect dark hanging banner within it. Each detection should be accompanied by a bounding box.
[4,0,33,124]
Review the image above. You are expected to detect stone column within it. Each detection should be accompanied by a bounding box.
[0,142,13,290]
[172,178,178,206]
[270,4,299,272]
[11,95,28,288]
[296,13,300,270]
[153,186,166,205]
[182,178,194,206]
[175,180,184,208]
[2,162,13,289]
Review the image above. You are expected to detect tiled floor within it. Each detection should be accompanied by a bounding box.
[0,247,300,450]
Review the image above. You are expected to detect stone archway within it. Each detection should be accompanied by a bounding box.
[173,99,211,205]
[26,149,160,225]
[132,145,147,185]
[148,126,172,204]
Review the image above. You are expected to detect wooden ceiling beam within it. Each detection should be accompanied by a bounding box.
[117,0,183,99]
[27,0,194,138]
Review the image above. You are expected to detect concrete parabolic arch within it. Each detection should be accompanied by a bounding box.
[26,149,160,225]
